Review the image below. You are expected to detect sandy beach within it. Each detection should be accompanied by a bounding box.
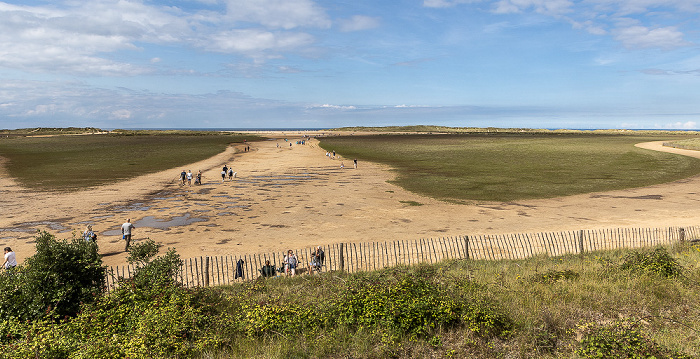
[1,135,699,267]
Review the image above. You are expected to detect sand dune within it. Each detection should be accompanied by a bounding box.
[1,135,699,267]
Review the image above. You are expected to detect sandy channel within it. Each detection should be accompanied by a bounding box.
[0,136,699,267]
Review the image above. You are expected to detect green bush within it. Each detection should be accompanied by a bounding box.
[576,320,693,359]
[620,247,685,278]
[335,275,461,337]
[461,298,513,337]
[0,238,226,359]
[125,239,182,289]
[0,231,104,322]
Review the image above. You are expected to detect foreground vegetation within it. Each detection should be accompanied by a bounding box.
[2,232,700,358]
[319,133,700,202]
[0,131,260,191]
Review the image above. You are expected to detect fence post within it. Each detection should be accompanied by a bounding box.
[679,227,686,243]
[464,236,470,260]
[578,230,585,255]
[204,256,210,287]
[339,243,345,272]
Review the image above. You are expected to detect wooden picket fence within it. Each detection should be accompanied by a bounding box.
[105,225,699,290]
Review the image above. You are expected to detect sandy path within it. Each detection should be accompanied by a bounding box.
[1,137,699,267]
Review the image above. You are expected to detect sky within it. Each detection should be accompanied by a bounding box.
[1,0,700,130]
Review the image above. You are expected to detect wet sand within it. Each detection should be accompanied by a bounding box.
[1,136,699,267]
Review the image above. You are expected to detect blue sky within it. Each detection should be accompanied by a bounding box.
[1,0,699,130]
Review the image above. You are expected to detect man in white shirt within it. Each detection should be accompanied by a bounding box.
[122,219,136,251]
[3,247,17,269]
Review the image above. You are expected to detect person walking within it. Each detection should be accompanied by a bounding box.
[3,247,17,270]
[121,219,135,251]
[187,170,193,186]
[354,159,357,169]
[83,225,97,242]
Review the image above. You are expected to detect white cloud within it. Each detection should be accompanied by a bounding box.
[111,109,132,119]
[423,0,482,8]
[223,0,331,30]
[493,0,575,16]
[0,0,335,76]
[0,0,187,76]
[204,29,315,55]
[658,121,698,129]
[338,15,380,32]
[614,25,689,49]
[307,104,357,110]
[593,0,700,16]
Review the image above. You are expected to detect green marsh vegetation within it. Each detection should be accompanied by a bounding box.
[3,231,700,358]
[0,130,259,191]
[319,132,700,202]
[665,138,700,151]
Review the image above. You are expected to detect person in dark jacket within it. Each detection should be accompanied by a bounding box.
[260,260,276,278]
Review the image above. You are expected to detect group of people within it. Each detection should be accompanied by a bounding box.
[325,150,358,170]
[221,165,236,182]
[180,170,202,186]
[260,247,325,278]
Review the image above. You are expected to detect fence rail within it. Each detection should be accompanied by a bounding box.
[105,225,699,290]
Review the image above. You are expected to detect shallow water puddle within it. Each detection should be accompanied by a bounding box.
[135,214,207,229]
[101,214,207,235]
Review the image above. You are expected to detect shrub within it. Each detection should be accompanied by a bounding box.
[620,247,684,278]
[0,231,104,321]
[576,320,693,359]
[461,298,513,338]
[335,274,461,337]
[125,239,182,289]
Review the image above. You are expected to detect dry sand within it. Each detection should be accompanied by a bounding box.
[1,136,699,267]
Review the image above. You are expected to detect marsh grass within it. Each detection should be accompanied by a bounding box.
[0,132,258,191]
[319,133,700,202]
[666,138,700,151]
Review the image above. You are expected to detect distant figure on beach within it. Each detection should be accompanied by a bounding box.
[221,170,226,182]
[340,162,344,169]
[3,247,17,270]
[308,246,324,274]
[180,170,186,185]
[121,219,135,251]
[187,170,193,186]
[195,170,202,185]
[83,225,97,242]
[284,250,298,276]
[228,168,234,181]
[260,260,276,278]
[354,159,357,169]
